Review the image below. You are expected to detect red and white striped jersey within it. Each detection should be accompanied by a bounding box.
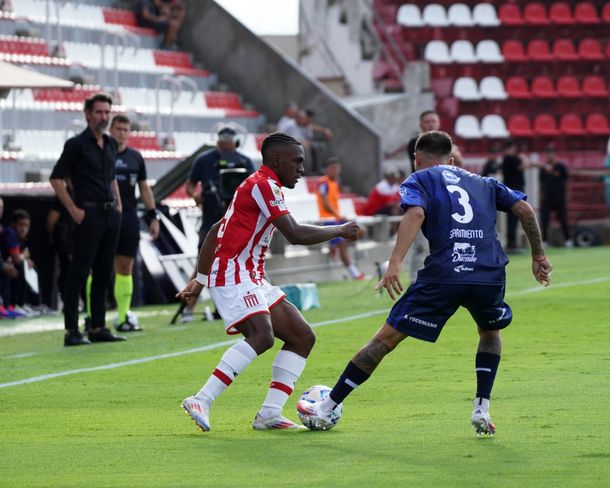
[208,165,290,287]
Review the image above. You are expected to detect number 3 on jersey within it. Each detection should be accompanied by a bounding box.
[447,185,473,224]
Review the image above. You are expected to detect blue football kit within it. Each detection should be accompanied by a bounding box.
[386,165,526,342]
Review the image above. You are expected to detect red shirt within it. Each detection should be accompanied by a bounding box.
[208,165,290,287]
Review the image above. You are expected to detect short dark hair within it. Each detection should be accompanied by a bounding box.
[111,114,131,127]
[325,157,340,168]
[414,131,453,158]
[419,110,438,120]
[84,92,113,112]
[11,208,31,224]
[260,132,302,161]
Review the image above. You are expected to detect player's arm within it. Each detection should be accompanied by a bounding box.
[511,199,553,286]
[273,213,359,245]
[376,206,425,300]
[138,180,160,239]
[50,178,83,225]
[185,179,203,206]
[112,179,122,213]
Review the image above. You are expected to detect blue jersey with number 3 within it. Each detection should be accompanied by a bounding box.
[400,165,526,284]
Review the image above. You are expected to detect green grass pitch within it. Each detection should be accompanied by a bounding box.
[1,247,609,487]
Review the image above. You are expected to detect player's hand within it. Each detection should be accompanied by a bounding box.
[149,219,160,240]
[339,220,360,241]
[71,207,85,225]
[374,260,403,300]
[532,255,553,287]
[175,279,204,305]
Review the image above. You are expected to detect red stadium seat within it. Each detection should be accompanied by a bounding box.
[508,114,533,136]
[602,3,610,22]
[552,39,578,60]
[557,76,581,97]
[585,113,610,135]
[505,76,531,98]
[559,114,585,135]
[527,40,553,61]
[498,3,524,25]
[549,2,574,24]
[502,40,528,61]
[574,2,601,23]
[582,75,608,96]
[531,76,557,98]
[578,38,604,60]
[534,114,559,135]
[524,3,550,24]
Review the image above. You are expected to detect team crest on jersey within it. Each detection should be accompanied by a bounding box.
[452,242,477,262]
[442,169,461,184]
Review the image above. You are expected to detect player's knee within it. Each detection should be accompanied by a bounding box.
[252,331,275,353]
[302,328,316,353]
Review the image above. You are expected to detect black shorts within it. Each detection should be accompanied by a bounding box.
[116,210,141,258]
[386,282,512,343]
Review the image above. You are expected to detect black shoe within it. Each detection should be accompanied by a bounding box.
[64,330,91,347]
[88,327,127,343]
[116,319,142,332]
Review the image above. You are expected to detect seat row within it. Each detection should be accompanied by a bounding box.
[425,37,610,63]
[455,113,610,139]
[453,75,610,100]
[396,2,610,27]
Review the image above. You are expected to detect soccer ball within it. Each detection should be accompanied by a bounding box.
[297,384,343,430]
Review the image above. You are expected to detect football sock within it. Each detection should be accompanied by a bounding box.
[195,340,257,404]
[347,264,362,279]
[475,352,501,400]
[259,350,307,418]
[321,361,370,414]
[114,273,132,324]
[85,274,92,319]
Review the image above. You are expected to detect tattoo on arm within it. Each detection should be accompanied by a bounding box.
[352,339,391,375]
[521,213,544,255]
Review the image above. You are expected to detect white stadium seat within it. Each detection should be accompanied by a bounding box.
[481,115,510,138]
[455,115,482,139]
[476,40,504,63]
[422,4,449,27]
[450,40,477,63]
[472,4,500,27]
[479,76,508,100]
[424,41,452,63]
[396,4,424,27]
[448,4,475,27]
[453,77,481,101]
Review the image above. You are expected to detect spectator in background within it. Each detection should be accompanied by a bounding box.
[316,157,365,280]
[361,167,403,217]
[539,148,572,248]
[0,198,19,319]
[501,140,530,252]
[292,110,333,174]
[481,144,502,178]
[135,0,186,50]
[277,101,299,133]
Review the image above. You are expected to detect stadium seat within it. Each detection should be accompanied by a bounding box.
[557,76,581,97]
[574,2,601,23]
[424,41,452,63]
[552,39,578,60]
[396,4,424,27]
[585,113,610,135]
[480,76,508,100]
[453,77,481,101]
[481,114,509,137]
[447,3,474,26]
[502,40,528,61]
[524,3,550,25]
[534,114,559,136]
[455,115,482,138]
[559,113,586,135]
[498,3,524,25]
[505,76,531,98]
[476,40,503,63]
[508,114,533,136]
[527,40,553,61]
[582,75,608,96]
[549,2,574,24]
[422,4,449,26]
[578,38,604,60]
[531,76,557,98]
[472,3,500,26]
[450,40,477,63]
[602,3,610,23]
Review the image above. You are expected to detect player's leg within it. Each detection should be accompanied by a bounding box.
[114,255,138,331]
[337,239,364,280]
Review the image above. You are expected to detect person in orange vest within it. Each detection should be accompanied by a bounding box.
[316,157,365,280]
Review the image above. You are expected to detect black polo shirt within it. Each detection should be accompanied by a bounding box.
[50,127,117,205]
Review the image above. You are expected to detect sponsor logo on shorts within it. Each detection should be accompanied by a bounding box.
[449,228,484,239]
[454,264,474,273]
[452,242,477,262]
[404,313,438,329]
[488,307,507,324]
[243,292,259,308]
[442,169,461,184]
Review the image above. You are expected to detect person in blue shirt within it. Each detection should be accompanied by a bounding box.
[297,131,553,436]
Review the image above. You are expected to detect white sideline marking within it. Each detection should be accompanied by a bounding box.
[513,276,609,295]
[5,352,37,359]
[0,310,388,389]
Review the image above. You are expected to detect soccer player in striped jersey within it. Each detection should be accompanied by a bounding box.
[176,133,361,432]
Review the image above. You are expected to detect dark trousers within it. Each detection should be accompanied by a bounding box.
[1,261,27,307]
[541,200,569,242]
[63,208,121,331]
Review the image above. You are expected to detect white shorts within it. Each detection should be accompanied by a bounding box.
[209,279,286,335]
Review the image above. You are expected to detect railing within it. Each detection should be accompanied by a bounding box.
[154,74,198,147]
[99,30,140,97]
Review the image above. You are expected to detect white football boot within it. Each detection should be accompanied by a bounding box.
[471,398,496,436]
[296,400,335,430]
[252,413,305,430]
[181,396,211,432]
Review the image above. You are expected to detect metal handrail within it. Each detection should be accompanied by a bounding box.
[155,74,198,145]
[99,30,140,96]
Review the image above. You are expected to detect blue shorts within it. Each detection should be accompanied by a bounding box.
[386,282,512,343]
